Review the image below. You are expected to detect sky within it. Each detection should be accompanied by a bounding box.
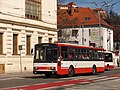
[63,0,120,15]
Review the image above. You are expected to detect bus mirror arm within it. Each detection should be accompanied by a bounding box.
[31,48,33,54]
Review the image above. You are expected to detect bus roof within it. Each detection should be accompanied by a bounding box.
[35,43,104,50]
[57,43,104,50]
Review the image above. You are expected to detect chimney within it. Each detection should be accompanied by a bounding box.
[67,2,77,16]
[68,6,74,16]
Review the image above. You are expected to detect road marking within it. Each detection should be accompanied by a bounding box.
[1,74,120,90]
[2,79,94,90]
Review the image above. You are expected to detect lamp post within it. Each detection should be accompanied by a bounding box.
[98,10,101,47]
[19,45,22,74]
[81,22,84,45]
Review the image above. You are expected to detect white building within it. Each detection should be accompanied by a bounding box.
[0,0,57,74]
[57,2,113,51]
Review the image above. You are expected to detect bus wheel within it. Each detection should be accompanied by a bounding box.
[68,66,74,77]
[45,73,51,78]
[92,66,97,75]
[107,65,110,71]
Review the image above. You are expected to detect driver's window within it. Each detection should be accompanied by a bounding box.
[40,49,43,60]
[36,50,39,59]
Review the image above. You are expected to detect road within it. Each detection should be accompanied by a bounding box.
[0,68,120,90]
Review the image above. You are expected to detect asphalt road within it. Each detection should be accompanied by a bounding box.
[0,68,120,90]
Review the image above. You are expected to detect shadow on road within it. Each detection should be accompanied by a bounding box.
[23,73,101,79]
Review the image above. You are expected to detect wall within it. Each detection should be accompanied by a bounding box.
[0,0,25,17]
[42,0,57,25]
[0,0,57,73]
[59,26,113,51]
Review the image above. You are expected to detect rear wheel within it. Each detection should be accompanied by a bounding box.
[92,66,97,75]
[68,66,74,77]
[107,64,110,71]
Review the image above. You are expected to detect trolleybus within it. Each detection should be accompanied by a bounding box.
[33,43,105,77]
[104,51,114,70]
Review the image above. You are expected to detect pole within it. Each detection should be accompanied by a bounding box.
[20,50,22,74]
[19,45,22,75]
[82,23,84,45]
[98,11,101,47]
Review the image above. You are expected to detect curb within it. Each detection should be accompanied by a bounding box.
[0,72,35,79]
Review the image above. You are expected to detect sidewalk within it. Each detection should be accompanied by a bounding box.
[0,72,36,79]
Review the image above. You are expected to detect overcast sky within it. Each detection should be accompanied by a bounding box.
[63,0,120,15]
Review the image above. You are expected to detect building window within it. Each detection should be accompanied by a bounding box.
[49,38,52,43]
[25,0,41,20]
[72,30,78,37]
[38,37,42,44]
[85,17,90,20]
[26,35,31,54]
[13,34,18,54]
[0,33,3,54]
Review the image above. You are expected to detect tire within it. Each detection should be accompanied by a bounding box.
[68,66,74,77]
[92,66,97,75]
[107,65,110,71]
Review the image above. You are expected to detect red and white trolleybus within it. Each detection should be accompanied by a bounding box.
[33,43,105,77]
[104,51,115,70]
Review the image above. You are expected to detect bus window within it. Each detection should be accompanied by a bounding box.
[46,47,58,62]
[68,47,75,59]
[40,49,44,60]
[105,53,113,62]
[75,48,80,59]
[36,50,39,60]
[61,46,68,60]
[68,53,73,59]
[34,44,58,62]
[35,47,45,61]
[98,51,104,60]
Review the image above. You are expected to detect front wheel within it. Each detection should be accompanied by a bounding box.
[68,67,74,77]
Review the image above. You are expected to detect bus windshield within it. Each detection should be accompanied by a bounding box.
[34,44,58,63]
[104,53,113,62]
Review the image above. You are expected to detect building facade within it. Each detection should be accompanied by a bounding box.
[0,0,57,74]
[57,2,113,51]
[59,27,113,51]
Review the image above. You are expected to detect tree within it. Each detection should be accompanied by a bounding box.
[104,10,120,50]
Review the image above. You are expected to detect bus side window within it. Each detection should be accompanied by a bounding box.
[61,46,68,60]
[68,47,75,59]
[68,53,72,59]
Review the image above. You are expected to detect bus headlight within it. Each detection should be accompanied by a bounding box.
[34,67,38,70]
[51,67,56,70]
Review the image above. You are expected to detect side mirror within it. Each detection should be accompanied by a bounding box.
[31,48,33,54]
